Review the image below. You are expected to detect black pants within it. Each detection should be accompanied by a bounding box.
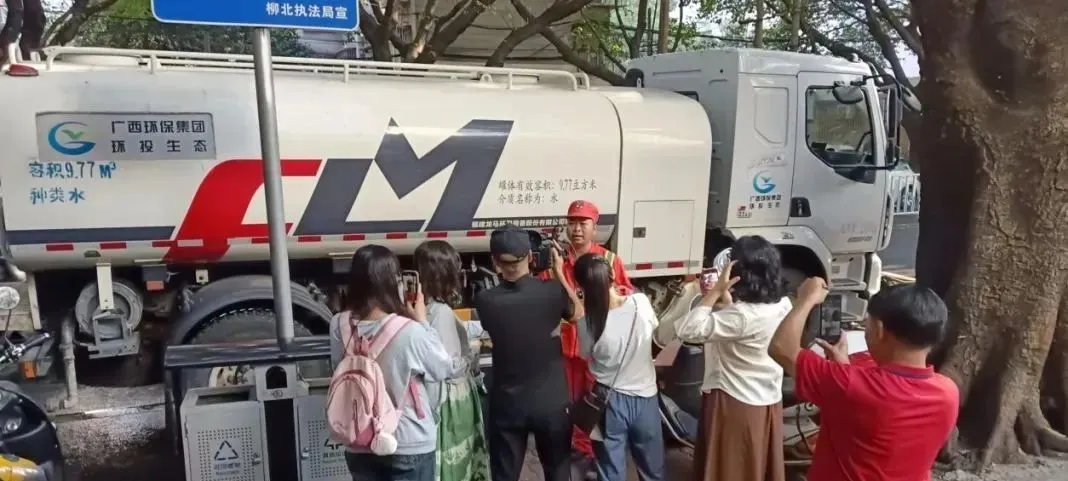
[487,403,571,481]
[0,0,44,60]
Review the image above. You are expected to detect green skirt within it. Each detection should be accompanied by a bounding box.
[436,376,491,481]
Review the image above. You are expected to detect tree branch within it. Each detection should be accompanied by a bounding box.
[769,0,904,86]
[507,0,624,84]
[858,0,911,84]
[416,0,498,63]
[376,0,398,49]
[358,0,401,60]
[612,0,634,54]
[629,0,649,58]
[670,1,684,52]
[46,0,120,47]
[404,0,440,62]
[872,0,922,58]
[826,0,867,25]
[435,1,469,34]
[486,0,593,67]
[578,10,625,70]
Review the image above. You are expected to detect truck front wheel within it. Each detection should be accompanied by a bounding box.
[179,308,332,394]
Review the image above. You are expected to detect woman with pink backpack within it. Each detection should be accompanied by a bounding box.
[328,245,456,481]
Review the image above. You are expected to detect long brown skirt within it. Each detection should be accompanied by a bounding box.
[691,389,785,481]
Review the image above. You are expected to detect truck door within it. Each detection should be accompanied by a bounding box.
[788,72,888,255]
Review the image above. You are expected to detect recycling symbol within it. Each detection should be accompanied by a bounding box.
[213,440,240,461]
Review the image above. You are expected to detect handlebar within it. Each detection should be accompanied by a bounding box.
[0,332,51,365]
[21,332,50,352]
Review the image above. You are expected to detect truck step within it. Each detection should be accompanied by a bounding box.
[830,278,867,292]
[837,310,863,325]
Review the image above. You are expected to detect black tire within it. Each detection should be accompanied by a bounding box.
[178,308,332,395]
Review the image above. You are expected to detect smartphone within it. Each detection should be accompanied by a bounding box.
[818,306,843,345]
[400,270,420,305]
[701,267,719,286]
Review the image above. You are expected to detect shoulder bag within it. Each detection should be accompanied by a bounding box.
[570,297,639,434]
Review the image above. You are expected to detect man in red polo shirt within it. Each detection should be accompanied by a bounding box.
[769,278,959,481]
[539,200,634,471]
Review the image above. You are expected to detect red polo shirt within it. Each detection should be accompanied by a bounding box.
[795,349,959,481]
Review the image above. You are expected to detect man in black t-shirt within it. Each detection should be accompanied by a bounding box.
[475,224,580,481]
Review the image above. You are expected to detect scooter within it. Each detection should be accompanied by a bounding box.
[0,257,66,480]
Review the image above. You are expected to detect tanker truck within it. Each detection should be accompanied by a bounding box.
[0,46,904,426]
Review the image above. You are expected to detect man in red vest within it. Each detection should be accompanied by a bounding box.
[539,200,635,475]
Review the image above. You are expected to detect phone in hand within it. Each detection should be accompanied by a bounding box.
[817,306,843,345]
[400,270,420,305]
[701,267,719,287]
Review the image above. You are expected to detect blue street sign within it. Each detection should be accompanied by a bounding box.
[152,0,359,31]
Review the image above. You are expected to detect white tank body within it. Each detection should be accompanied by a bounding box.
[0,49,713,273]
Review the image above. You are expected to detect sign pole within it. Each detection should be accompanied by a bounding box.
[251,27,295,351]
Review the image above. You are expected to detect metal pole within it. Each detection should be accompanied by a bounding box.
[251,28,295,351]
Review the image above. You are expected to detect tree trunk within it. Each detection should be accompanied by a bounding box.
[656,0,670,53]
[788,0,802,51]
[901,108,922,173]
[627,0,649,58]
[912,0,1068,467]
[753,0,765,49]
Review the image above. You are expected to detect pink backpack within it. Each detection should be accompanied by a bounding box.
[325,312,425,455]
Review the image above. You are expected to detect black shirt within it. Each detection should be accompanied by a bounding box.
[475,275,573,413]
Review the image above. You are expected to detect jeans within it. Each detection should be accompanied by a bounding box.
[345,451,436,481]
[592,389,664,481]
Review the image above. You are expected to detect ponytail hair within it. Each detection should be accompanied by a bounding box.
[573,253,614,341]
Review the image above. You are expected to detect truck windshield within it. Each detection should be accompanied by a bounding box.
[805,86,875,167]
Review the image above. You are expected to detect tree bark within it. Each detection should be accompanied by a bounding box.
[912,0,1068,467]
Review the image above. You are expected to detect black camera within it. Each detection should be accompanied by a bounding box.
[527,227,567,273]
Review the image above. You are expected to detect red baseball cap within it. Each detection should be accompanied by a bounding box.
[567,200,599,223]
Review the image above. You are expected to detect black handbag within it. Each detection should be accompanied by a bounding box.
[570,298,639,434]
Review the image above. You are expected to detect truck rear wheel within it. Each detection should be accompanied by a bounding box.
[179,308,332,394]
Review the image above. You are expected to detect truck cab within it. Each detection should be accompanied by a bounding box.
[627,49,904,329]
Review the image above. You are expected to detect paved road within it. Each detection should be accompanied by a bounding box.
[52,385,696,481]
[882,214,918,274]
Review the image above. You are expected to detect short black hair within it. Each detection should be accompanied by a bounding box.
[729,236,787,304]
[867,284,948,348]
